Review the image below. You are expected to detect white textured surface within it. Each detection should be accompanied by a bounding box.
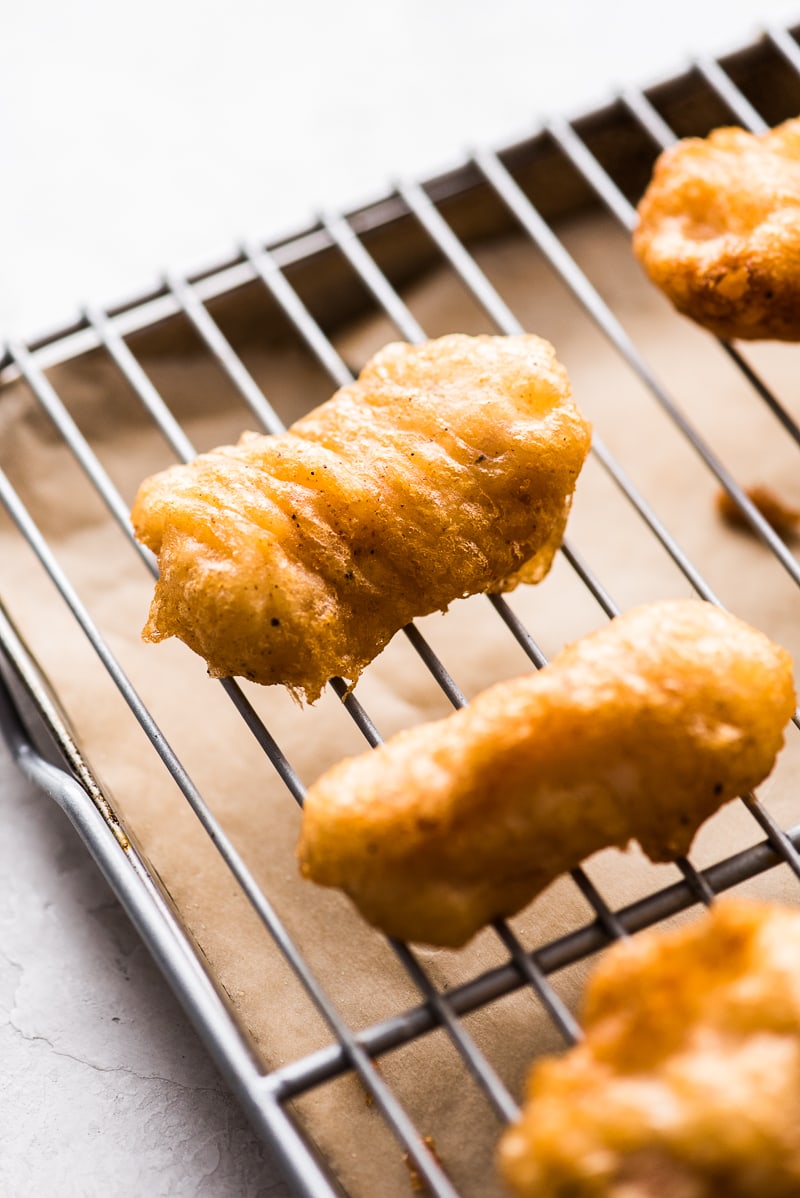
[2,2,800,1194]
[3,0,799,340]
[0,753,287,1197]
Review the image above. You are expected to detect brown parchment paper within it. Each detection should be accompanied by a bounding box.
[3,212,800,1197]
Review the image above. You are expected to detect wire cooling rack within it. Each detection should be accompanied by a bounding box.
[3,21,800,1197]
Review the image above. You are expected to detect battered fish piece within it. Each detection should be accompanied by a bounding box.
[633,118,800,340]
[297,600,795,946]
[131,334,590,702]
[499,899,800,1197]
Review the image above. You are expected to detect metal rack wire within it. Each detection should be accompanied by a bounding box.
[3,20,800,1196]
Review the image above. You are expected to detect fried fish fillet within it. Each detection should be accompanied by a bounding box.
[499,898,800,1197]
[633,118,800,340]
[297,600,795,946]
[131,334,591,702]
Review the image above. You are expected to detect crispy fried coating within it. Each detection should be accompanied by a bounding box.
[633,118,800,340]
[717,483,800,541]
[297,600,795,946]
[499,898,800,1197]
[131,334,590,702]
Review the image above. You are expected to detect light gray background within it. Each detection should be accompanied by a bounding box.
[2,3,799,1194]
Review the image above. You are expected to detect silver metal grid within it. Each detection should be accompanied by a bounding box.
[3,21,800,1196]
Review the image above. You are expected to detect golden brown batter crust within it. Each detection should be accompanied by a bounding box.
[297,600,795,946]
[633,119,800,340]
[499,898,800,1197]
[716,483,800,540]
[131,334,591,702]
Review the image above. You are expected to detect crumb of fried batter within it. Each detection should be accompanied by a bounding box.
[498,899,800,1197]
[403,1136,445,1194]
[717,483,800,540]
[634,118,800,341]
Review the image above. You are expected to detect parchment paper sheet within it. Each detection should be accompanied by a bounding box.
[3,213,800,1196]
